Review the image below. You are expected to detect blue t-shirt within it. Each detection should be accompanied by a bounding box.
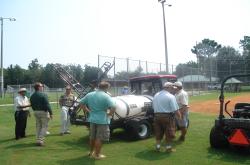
[80,90,115,124]
[153,90,179,113]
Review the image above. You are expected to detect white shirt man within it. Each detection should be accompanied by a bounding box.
[14,88,31,140]
[174,81,189,141]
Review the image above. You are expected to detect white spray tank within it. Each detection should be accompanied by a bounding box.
[111,95,153,120]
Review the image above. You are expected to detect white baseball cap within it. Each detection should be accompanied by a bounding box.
[174,81,182,87]
[18,88,27,93]
[163,82,173,88]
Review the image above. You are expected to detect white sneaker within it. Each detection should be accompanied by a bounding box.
[46,131,50,135]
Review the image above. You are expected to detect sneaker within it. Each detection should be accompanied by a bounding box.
[155,145,161,152]
[46,131,50,135]
[93,154,106,160]
[165,147,176,153]
[88,151,95,157]
[64,131,71,134]
[36,141,45,146]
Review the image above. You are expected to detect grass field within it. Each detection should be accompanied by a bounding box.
[1,93,250,165]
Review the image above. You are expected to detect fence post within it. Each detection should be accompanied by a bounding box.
[113,57,116,96]
[127,58,129,73]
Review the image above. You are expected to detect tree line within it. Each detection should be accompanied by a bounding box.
[4,59,101,88]
[175,36,250,81]
[4,36,250,88]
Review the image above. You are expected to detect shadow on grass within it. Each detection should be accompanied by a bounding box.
[56,135,90,150]
[5,142,37,149]
[135,149,170,161]
[207,147,250,164]
[58,155,95,165]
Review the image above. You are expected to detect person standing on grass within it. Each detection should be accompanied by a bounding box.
[153,82,181,152]
[79,81,116,160]
[59,85,75,135]
[30,82,53,146]
[14,88,31,140]
[173,81,189,141]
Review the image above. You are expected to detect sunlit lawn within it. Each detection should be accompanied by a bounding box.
[1,92,250,165]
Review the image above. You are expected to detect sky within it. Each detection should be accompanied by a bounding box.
[1,0,250,70]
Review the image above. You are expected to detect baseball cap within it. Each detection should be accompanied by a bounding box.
[18,88,27,93]
[174,81,182,87]
[163,82,173,88]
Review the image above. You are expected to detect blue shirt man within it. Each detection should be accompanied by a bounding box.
[79,81,116,160]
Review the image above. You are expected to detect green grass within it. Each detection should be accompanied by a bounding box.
[1,93,250,165]
[189,91,248,103]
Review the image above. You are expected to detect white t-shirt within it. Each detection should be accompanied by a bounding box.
[175,89,188,108]
[153,90,179,113]
[14,95,30,111]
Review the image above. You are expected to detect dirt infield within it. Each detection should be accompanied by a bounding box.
[190,93,250,115]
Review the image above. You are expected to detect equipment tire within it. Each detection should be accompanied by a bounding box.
[125,119,152,140]
[210,126,228,148]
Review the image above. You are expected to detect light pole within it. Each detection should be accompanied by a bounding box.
[0,17,16,98]
[158,0,171,73]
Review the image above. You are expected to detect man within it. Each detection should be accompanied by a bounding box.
[174,81,189,141]
[79,81,116,160]
[153,82,181,152]
[59,85,75,135]
[30,82,53,146]
[14,88,31,140]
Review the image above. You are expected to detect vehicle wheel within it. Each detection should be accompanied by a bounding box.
[210,126,228,148]
[125,119,152,140]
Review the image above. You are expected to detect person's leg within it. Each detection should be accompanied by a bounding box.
[165,115,176,152]
[93,124,110,159]
[60,107,67,134]
[154,116,165,151]
[34,111,42,144]
[20,111,28,137]
[39,111,49,144]
[89,123,96,156]
[15,111,21,139]
[65,110,71,133]
[94,139,103,156]
[179,110,188,141]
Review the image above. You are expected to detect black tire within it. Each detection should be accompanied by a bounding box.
[125,119,152,140]
[210,126,228,148]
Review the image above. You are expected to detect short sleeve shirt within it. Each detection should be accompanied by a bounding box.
[14,95,30,111]
[153,90,179,113]
[175,89,188,108]
[59,93,75,107]
[80,90,116,124]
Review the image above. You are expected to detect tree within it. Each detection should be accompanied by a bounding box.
[83,65,101,85]
[191,39,221,81]
[174,61,198,78]
[216,46,244,80]
[240,36,250,74]
[5,64,26,86]
[27,58,43,83]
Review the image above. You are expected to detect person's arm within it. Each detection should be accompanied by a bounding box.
[43,94,53,119]
[107,107,115,116]
[15,97,31,110]
[59,95,63,107]
[80,104,91,113]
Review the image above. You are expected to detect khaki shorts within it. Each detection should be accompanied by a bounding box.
[177,109,189,128]
[154,113,176,140]
[89,123,110,141]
